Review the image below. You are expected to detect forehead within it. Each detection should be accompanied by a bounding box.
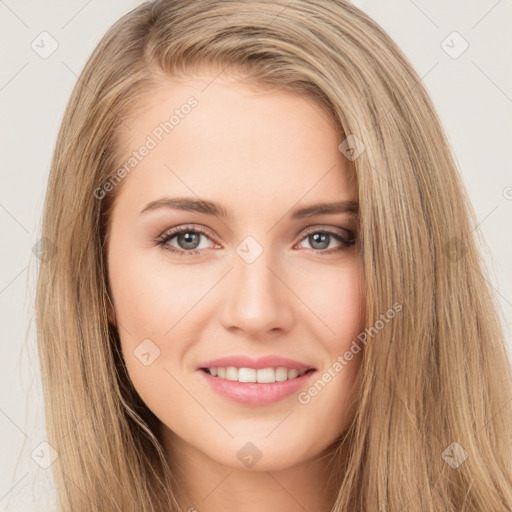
[113,74,356,215]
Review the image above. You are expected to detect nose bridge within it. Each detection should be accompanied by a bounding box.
[220,235,294,334]
[237,241,277,295]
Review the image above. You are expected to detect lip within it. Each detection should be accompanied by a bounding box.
[198,367,317,406]
[197,355,315,372]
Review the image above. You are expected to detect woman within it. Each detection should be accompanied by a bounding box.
[35,0,512,510]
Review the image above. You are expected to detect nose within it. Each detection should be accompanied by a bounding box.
[219,244,295,338]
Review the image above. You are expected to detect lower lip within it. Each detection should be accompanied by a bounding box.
[197,369,317,406]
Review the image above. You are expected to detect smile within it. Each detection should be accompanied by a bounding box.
[201,366,313,383]
[198,366,317,406]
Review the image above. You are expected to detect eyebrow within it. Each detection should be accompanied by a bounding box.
[139,197,358,219]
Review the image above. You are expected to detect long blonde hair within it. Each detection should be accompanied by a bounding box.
[35,0,512,510]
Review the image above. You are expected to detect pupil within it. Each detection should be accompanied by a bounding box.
[179,232,200,250]
[310,233,329,250]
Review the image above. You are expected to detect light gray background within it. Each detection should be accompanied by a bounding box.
[1,1,511,510]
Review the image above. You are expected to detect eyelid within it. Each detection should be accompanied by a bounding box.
[157,223,217,241]
[299,224,355,241]
[155,224,220,251]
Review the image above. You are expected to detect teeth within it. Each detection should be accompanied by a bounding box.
[256,368,275,383]
[287,369,299,379]
[275,367,288,381]
[238,367,256,382]
[206,366,309,383]
[226,366,238,381]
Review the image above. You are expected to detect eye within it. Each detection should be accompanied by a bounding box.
[295,226,355,255]
[156,224,217,256]
[155,224,356,257]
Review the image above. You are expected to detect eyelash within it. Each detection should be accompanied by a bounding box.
[155,224,356,257]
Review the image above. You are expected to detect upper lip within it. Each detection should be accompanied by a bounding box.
[198,355,316,372]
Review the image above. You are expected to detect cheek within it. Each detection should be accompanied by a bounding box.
[330,262,365,381]
[108,242,211,342]
[295,261,365,420]
[300,259,365,347]
[107,246,223,417]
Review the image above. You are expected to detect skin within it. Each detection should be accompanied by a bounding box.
[106,69,365,511]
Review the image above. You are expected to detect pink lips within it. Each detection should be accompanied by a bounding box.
[197,354,317,406]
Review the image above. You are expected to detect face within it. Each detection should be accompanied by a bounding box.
[106,70,365,472]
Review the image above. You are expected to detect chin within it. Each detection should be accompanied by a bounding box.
[202,436,319,472]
